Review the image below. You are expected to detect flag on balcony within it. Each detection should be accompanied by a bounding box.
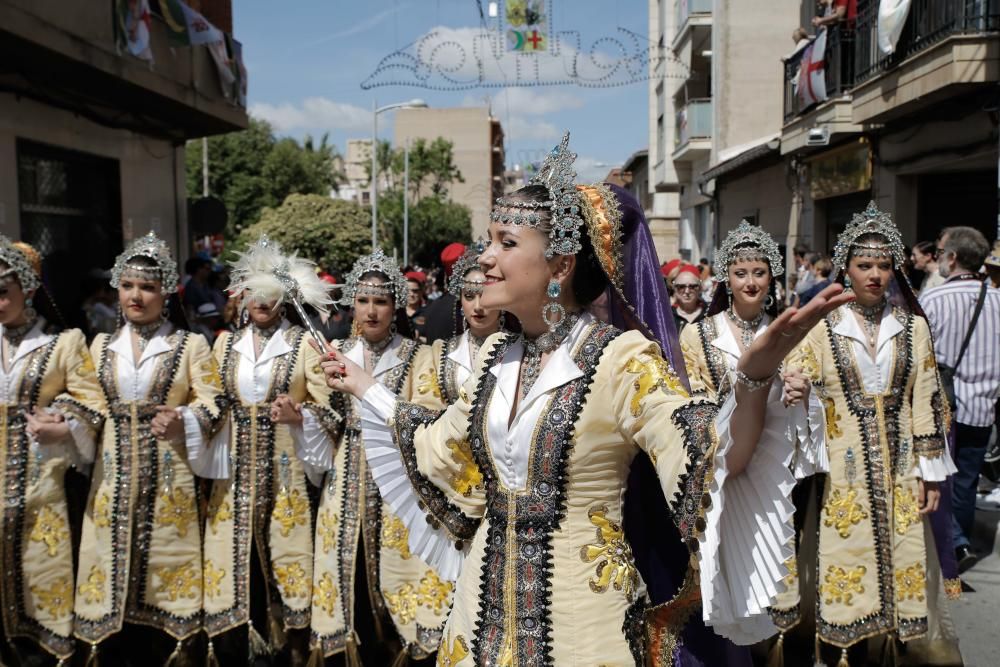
[878,0,912,54]
[114,0,154,63]
[157,0,224,47]
[206,35,248,108]
[797,27,827,108]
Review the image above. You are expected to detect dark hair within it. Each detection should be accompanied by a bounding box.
[500,185,609,306]
[941,226,990,272]
[184,256,210,275]
[793,243,811,258]
[913,240,935,257]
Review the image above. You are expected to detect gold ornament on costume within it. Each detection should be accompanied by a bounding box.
[823,397,843,440]
[156,487,198,538]
[271,488,309,537]
[382,512,412,560]
[200,360,223,389]
[893,485,920,535]
[78,566,107,605]
[417,569,454,615]
[384,583,419,625]
[823,488,868,539]
[274,562,310,598]
[208,497,232,534]
[437,633,470,667]
[154,560,201,601]
[203,560,226,599]
[447,438,484,498]
[30,506,69,557]
[624,355,688,418]
[318,510,339,553]
[417,368,443,399]
[93,492,112,528]
[790,344,820,383]
[821,565,866,605]
[783,554,799,587]
[579,505,639,599]
[895,562,927,602]
[31,577,73,618]
[314,571,339,616]
[76,352,96,377]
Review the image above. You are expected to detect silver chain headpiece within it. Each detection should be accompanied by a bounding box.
[713,220,785,283]
[0,235,41,293]
[111,231,180,294]
[491,132,582,258]
[832,201,906,273]
[447,239,486,297]
[339,248,408,307]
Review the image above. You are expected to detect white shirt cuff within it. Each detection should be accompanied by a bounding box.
[180,406,230,479]
[916,453,957,482]
[290,406,335,487]
[788,392,828,479]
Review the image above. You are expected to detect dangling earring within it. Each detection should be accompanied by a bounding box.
[350,318,362,338]
[541,279,565,335]
[24,297,37,323]
[844,275,853,289]
[725,283,732,297]
[390,321,397,338]
[498,312,507,332]
[279,306,287,320]
[764,294,774,310]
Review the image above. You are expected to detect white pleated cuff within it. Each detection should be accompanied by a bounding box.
[788,392,828,479]
[64,414,97,467]
[700,385,797,645]
[916,453,957,482]
[291,407,335,487]
[181,407,230,479]
[360,383,466,582]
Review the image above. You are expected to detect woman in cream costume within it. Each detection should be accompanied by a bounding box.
[0,237,104,665]
[308,249,446,666]
[778,203,962,666]
[202,236,342,665]
[319,134,852,666]
[74,232,225,663]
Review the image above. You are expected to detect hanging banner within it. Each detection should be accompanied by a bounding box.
[506,0,548,52]
[206,35,248,108]
[797,27,827,108]
[115,0,154,63]
[878,0,912,54]
[157,0,224,47]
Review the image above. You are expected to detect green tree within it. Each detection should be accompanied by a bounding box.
[236,194,370,273]
[379,192,472,267]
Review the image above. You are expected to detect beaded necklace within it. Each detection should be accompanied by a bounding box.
[362,333,393,371]
[518,313,580,401]
[848,299,886,348]
[726,308,763,350]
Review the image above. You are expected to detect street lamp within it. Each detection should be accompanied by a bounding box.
[371,98,427,251]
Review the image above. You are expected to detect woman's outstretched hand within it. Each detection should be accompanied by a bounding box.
[308,339,376,399]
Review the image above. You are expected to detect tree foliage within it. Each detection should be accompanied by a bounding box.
[369,137,465,202]
[236,194,370,272]
[377,192,472,267]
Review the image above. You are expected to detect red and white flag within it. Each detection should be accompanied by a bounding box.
[797,28,827,108]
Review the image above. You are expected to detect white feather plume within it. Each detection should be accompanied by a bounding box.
[229,235,334,313]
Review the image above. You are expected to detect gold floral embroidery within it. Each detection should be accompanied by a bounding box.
[823,488,868,538]
[437,633,470,666]
[447,438,483,498]
[894,485,920,535]
[625,356,688,417]
[790,344,820,383]
[821,565,866,605]
[896,562,926,602]
[579,505,638,599]
[31,577,73,618]
[76,352,96,377]
[93,492,111,528]
[923,342,936,372]
[274,562,310,598]
[417,368,442,399]
[319,510,339,553]
[384,583,419,625]
[200,360,223,389]
[381,512,411,559]
[782,554,798,587]
[154,560,201,601]
[943,577,962,600]
[272,488,309,537]
[417,569,454,615]
[823,397,843,439]
[30,506,69,557]
[314,571,339,616]
[208,497,232,534]
[78,566,106,605]
[156,487,198,538]
[204,560,226,599]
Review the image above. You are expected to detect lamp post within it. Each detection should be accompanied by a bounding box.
[371,98,427,250]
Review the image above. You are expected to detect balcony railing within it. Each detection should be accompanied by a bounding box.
[675,98,712,149]
[675,0,712,36]
[782,26,855,122]
[854,0,999,85]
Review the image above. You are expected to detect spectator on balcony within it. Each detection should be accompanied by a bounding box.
[912,240,947,294]
[812,0,857,30]
[784,27,814,61]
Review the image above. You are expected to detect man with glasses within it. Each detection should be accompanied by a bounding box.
[671,263,707,333]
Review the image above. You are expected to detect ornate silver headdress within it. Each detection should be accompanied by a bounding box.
[832,201,906,273]
[447,239,486,297]
[491,132,583,258]
[339,248,408,307]
[0,235,41,293]
[229,235,333,313]
[111,231,180,294]
[713,220,785,283]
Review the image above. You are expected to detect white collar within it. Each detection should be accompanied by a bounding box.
[2,319,53,363]
[447,330,474,372]
[833,303,903,351]
[344,334,406,378]
[108,321,173,367]
[709,311,768,360]
[233,320,292,365]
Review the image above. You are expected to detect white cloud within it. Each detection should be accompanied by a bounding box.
[503,115,561,140]
[250,97,371,134]
[462,87,584,116]
[301,3,411,48]
[574,155,617,183]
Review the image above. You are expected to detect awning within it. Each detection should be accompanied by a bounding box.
[700,133,781,182]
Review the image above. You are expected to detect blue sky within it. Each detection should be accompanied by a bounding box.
[234,0,652,181]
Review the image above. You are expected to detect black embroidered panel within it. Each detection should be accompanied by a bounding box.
[438,335,463,405]
[695,316,730,397]
[669,400,720,551]
[467,323,622,667]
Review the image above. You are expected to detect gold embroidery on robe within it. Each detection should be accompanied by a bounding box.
[203,560,225,599]
[93,491,111,528]
[823,397,843,439]
[417,570,454,615]
[895,562,927,602]
[208,497,232,534]
[417,368,442,399]
[823,488,867,538]
[782,554,798,587]
[821,565,866,605]
[200,360,223,388]
[78,566,106,605]
[579,505,638,599]
[437,633,470,667]
[154,560,201,602]
[314,571,338,616]
[381,512,411,559]
[274,562,310,599]
[790,344,820,382]
[447,438,483,498]
[156,487,198,538]
[31,577,73,618]
[272,488,310,537]
[30,506,69,556]
[624,356,688,417]
[384,583,419,625]
[893,485,920,535]
[76,352,96,377]
[318,510,339,553]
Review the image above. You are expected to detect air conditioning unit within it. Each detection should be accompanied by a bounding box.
[806,127,830,147]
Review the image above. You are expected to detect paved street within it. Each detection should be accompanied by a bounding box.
[950,504,1000,667]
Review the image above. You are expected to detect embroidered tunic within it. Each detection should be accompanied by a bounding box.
[309,334,447,659]
[202,322,341,641]
[419,331,477,406]
[74,323,225,644]
[776,304,955,648]
[0,323,104,659]
[359,314,800,665]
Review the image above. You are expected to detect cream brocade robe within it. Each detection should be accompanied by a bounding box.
[202,324,341,640]
[75,327,225,644]
[775,306,951,648]
[0,326,104,659]
[309,335,447,659]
